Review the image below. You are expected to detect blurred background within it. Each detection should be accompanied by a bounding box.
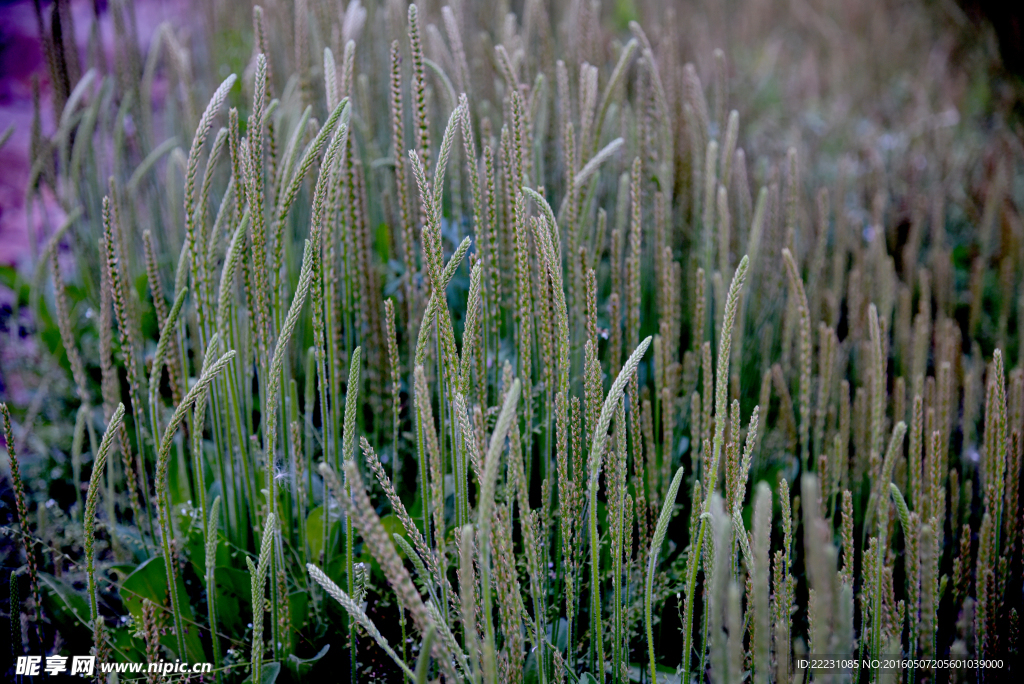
[1,0,1021,267]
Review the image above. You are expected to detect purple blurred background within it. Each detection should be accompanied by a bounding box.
[1,0,1021,270]
[0,0,187,267]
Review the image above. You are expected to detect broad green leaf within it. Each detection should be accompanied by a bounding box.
[306,505,342,563]
[244,661,281,684]
[39,572,91,643]
[118,556,206,662]
[112,524,152,563]
[110,623,146,663]
[286,589,311,648]
[524,649,541,684]
[287,643,329,676]
[213,566,250,635]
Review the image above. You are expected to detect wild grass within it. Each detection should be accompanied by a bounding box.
[2,0,1023,682]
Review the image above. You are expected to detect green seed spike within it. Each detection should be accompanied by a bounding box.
[646,466,684,684]
[588,336,653,676]
[249,512,276,684]
[478,379,521,684]
[206,495,222,679]
[84,403,125,658]
[308,563,417,681]
[782,248,811,470]
[10,571,21,657]
[682,255,749,680]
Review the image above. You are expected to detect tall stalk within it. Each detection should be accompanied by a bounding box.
[155,348,237,657]
[84,403,125,657]
[588,337,653,677]
[478,379,521,684]
[646,466,684,683]
[342,346,362,681]
[205,496,223,681]
[681,256,749,679]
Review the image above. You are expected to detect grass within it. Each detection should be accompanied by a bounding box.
[1,0,1023,682]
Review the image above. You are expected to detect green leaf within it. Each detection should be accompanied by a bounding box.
[186,524,234,577]
[38,572,91,642]
[112,524,152,563]
[379,513,407,544]
[0,264,18,292]
[306,505,342,563]
[553,617,568,652]
[287,589,310,641]
[171,441,194,510]
[118,556,206,662]
[524,649,540,684]
[613,0,638,29]
[287,644,329,676]
[375,221,392,262]
[110,623,147,663]
[180,526,249,639]
[244,661,281,684]
[213,566,251,636]
[264,662,281,684]
[119,557,168,619]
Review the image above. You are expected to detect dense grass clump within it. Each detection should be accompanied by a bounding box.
[1,0,1022,682]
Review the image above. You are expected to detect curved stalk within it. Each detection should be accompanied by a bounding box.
[646,466,684,684]
[681,257,748,679]
[588,337,653,678]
